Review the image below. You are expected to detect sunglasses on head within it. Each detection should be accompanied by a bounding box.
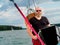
[36,10,41,12]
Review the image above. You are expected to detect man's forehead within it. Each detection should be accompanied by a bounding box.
[35,7,41,10]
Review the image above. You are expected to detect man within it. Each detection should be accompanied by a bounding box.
[26,7,50,45]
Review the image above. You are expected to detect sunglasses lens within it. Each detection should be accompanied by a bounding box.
[36,10,41,12]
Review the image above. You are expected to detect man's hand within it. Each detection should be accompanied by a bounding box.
[32,35,37,40]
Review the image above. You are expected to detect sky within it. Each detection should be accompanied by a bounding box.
[0,0,60,28]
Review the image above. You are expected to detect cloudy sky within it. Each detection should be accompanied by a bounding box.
[0,0,60,28]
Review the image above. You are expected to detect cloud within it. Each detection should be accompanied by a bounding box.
[0,5,2,8]
[0,6,27,27]
[0,4,3,8]
[48,16,60,24]
[0,0,60,27]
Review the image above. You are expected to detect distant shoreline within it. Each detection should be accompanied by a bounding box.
[0,25,26,31]
[0,24,60,31]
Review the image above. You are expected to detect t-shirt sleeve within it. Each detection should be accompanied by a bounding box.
[29,18,32,25]
[44,17,50,25]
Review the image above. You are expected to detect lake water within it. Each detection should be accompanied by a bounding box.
[0,30,60,45]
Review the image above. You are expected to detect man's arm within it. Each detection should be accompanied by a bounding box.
[25,22,37,40]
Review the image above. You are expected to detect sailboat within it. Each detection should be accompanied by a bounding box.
[10,0,60,45]
[11,27,14,31]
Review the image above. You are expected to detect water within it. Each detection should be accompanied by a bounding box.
[0,30,32,45]
[0,30,60,45]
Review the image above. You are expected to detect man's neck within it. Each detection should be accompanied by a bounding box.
[35,15,42,20]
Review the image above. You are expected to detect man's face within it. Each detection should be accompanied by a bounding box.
[35,7,42,16]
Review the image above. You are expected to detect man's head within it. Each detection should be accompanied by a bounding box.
[35,7,42,16]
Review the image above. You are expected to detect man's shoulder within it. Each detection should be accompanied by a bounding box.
[29,17,35,21]
[42,16,47,18]
[42,16,49,21]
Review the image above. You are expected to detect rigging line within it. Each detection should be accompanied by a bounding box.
[32,0,36,8]
[27,0,30,8]
[27,0,31,15]
[27,0,35,15]
[27,0,36,14]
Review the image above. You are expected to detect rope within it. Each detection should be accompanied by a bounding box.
[27,0,37,15]
[32,0,36,8]
[27,0,31,15]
